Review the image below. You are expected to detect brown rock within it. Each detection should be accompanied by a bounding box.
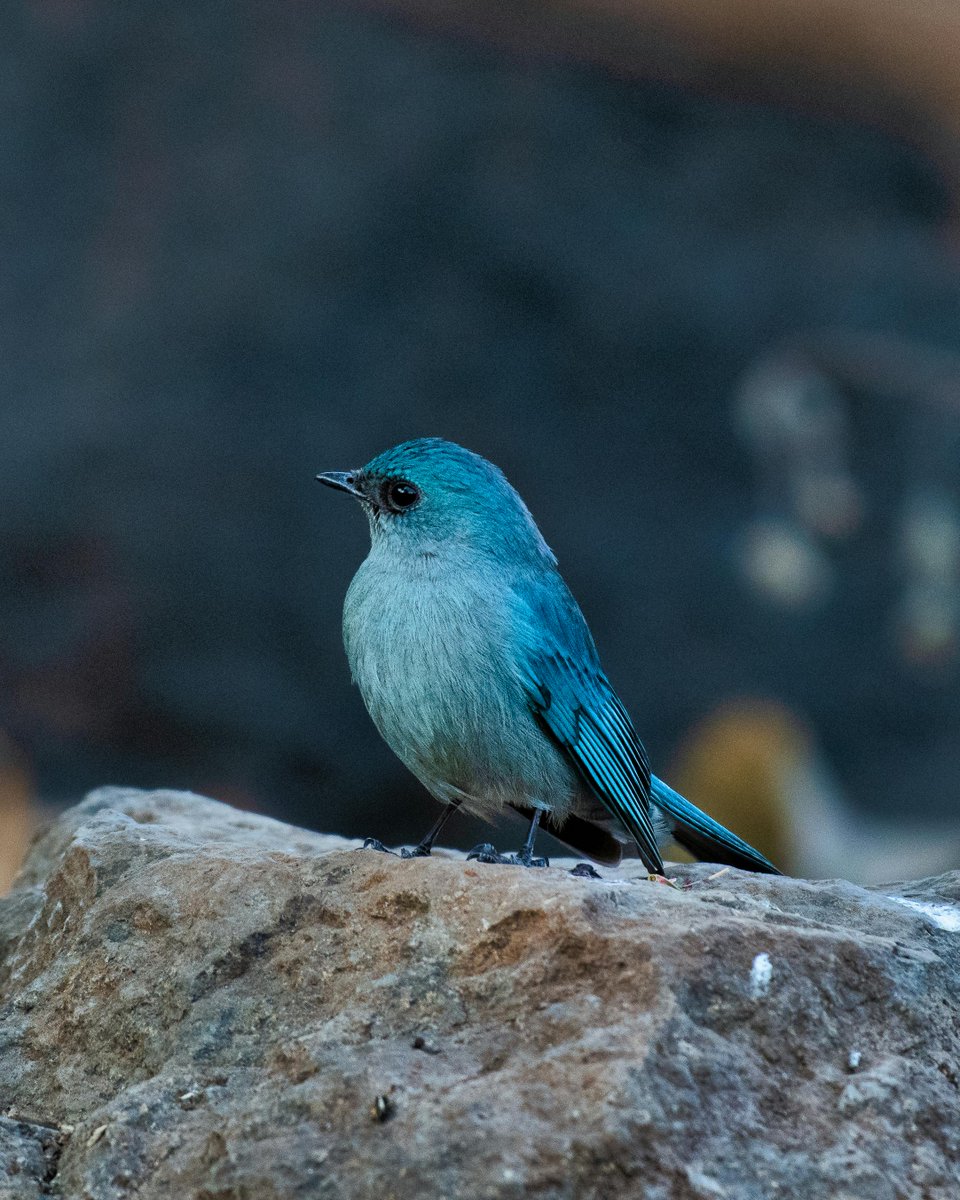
[1,788,958,1198]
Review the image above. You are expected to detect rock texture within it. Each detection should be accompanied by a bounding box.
[1,788,959,1199]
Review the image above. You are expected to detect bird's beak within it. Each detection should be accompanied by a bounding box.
[316,470,364,500]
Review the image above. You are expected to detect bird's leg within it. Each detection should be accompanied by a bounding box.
[400,802,460,858]
[363,802,461,859]
[466,808,550,868]
[513,807,549,867]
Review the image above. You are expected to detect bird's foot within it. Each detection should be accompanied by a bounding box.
[569,862,602,879]
[361,838,399,856]
[466,842,510,864]
[647,872,681,889]
[466,843,549,868]
[399,844,432,859]
[362,839,433,859]
[513,849,550,868]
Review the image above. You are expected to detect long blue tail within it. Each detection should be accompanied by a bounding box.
[650,775,781,874]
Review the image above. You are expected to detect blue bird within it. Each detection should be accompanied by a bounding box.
[318,438,779,876]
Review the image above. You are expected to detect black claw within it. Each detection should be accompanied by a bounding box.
[362,838,398,856]
[400,844,431,859]
[363,839,434,860]
[466,843,549,868]
[466,842,510,864]
[569,862,602,879]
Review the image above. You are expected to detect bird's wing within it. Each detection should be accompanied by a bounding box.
[513,577,664,873]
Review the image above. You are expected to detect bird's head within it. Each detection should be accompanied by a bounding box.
[317,437,555,564]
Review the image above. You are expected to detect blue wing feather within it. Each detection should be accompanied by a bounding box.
[511,570,780,876]
[514,577,664,874]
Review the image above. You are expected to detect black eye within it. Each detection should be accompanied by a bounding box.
[383,479,420,512]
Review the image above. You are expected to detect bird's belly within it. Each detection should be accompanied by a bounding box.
[343,561,580,816]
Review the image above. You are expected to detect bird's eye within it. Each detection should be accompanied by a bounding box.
[382,479,421,512]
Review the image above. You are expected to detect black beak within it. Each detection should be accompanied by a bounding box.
[316,470,364,500]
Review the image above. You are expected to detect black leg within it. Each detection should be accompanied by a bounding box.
[400,802,461,858]
[515,808,548,867]
[363,802,461,859]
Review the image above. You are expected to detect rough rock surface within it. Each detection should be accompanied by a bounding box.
[1,789,959,1199]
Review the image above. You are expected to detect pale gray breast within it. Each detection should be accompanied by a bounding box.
[342,549,576,811]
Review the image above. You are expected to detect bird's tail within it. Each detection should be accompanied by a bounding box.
[650,775,781,875]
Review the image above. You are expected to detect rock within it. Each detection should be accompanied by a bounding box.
[1,788,959,1199]
[0,1116,63,1199]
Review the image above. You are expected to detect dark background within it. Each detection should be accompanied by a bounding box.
[2,0,959,875]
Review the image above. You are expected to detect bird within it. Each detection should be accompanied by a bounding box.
[317,438,779,876]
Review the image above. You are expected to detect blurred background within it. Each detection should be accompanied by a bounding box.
[2,0,959,890]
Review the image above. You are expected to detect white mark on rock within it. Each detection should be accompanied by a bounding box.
[86,1124,108,1148]
[847,1049,862,1071]
[685,1168,728,1197]
[888,897,960,932]
[749,952,773,998]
